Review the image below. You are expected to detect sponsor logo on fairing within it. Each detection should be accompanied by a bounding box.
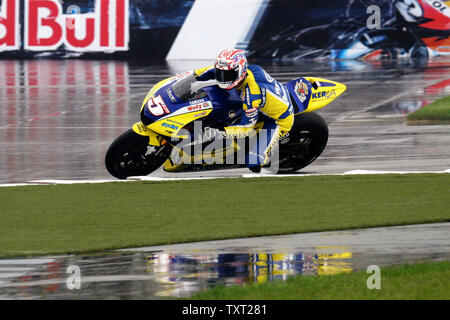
[193,111,208,118]
[167,88,177,102]
[175,71,192,79]
[189,99,205,105]
[187,104,202,111]
[186,101,211,112]
[312,89,336,100]
[295,80,309,103]
[0,0,129,52]
[161,122,178,130]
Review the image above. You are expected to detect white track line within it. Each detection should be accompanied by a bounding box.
[127,176,231,182]
[28,179,125,185]
[0,259,55,265]
[0,170,448,187]
[344,169,450,175]
[0,183,41,187]
[0,273,27,279]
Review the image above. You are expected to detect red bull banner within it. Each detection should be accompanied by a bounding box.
[0,0,128,52]
[0,0,194,59]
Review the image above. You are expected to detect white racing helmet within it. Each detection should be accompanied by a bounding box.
[214,49,248,89]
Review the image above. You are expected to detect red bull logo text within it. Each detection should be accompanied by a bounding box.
[0,0,129,52]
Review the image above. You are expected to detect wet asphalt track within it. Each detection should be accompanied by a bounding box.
[0,57,449,299]
[0,223,448,299]
[1,57,450,183]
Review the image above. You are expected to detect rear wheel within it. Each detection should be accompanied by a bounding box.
[105,129,172,179]
[276,112,328,173]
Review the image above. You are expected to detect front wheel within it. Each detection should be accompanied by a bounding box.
[105,129,172,179]
[276,112,328,173]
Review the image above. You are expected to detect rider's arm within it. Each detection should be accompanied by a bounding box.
[194,66,215,81]
[224,82,263,137]
[224,105,259,137]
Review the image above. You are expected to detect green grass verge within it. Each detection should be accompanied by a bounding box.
[190,260,450,300]
[0,174,449,258]
[407,95,450,124]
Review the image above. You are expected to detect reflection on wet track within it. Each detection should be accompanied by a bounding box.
[0,250,358,299]
[145,249,353,298]
[0,60,135,183]
[0,250,353,299]
[0,223,448,299]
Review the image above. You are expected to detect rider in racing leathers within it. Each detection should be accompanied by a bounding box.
[189,48,294,172]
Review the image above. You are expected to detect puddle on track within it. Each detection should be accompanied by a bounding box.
[0,223,449,299]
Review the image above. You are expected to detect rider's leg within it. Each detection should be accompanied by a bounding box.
[277,113,294,139]
[246,113,293,171]
[246,118,278,170]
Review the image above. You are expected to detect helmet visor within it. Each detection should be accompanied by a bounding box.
[215,68,238,84]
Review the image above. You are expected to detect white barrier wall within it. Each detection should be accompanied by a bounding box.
[166,0,268,60]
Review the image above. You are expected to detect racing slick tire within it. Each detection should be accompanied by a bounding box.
[275,112,328,173]
[105,129,172,179]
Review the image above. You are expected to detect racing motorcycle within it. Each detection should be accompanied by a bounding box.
[105,74,346,179]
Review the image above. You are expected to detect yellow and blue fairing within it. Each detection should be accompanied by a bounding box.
[136,76,215,141]
[285,77,347,113]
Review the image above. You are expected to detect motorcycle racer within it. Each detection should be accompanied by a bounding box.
[192,49,294,171]
[107,51,344,179]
